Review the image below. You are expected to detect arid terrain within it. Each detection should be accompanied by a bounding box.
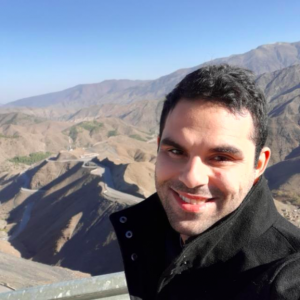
[0,40,300,291]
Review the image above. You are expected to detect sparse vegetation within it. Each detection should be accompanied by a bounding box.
[108,129,118,137]
[0,133,19,139]
[9,152,52,165]
[273,189,300,206]
[78,121,103,132]
[64,121,103,140]
[129,134,146,142]
[3,113,43,125]
[69,127,79,141]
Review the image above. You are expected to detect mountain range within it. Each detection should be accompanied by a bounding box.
[4,41,300,112]
[0,40,300,288]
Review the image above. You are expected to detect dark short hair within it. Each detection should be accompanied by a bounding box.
[159,64,268,164]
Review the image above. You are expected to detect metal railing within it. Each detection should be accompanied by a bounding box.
[0,272,129,300]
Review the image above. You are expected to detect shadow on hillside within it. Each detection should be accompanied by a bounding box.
[268,98,294,117]
[0,161,49,205]
[265,157,300,190]
[285,145,300,160]
[26,161,85,191]
[7,163,86,224]
[24,161,48,187]
[3,155,144,275]
[0,176,25,205]
[98,158,144,198]
[269,83,300,103]
[8,170,125,275]
[0,173,19,185]
[8,174,96,256]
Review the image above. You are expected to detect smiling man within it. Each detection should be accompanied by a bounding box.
[110,65,300,300]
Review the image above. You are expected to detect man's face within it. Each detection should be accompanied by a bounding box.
[155,99,262,241]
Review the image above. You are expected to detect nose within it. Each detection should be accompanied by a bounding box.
[178,156,209,188]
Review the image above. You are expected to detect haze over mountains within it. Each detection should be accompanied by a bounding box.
[1,40,300,289]
[4,41,300,112]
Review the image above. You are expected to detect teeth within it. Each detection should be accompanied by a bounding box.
[179,195,192,204]
[179,195,190,203]
[179,194,206,205]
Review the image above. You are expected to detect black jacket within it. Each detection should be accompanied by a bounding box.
[110,178,300,299]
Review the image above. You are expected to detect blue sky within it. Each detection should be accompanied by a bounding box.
[1,0,300,103]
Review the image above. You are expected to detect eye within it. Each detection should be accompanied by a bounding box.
[168,148,184,156]
[211,155,232,162]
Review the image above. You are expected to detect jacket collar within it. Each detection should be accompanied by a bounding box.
[172,176,280,270]
[110,176,280,293]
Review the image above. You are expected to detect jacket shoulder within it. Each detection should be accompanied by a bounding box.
[270,252,300,298]
[272,215,300,251]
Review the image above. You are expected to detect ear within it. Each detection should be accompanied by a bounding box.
[254,147,271,182]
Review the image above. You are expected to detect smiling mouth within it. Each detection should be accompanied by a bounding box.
[178,194,206,205]
[172,189,214,205]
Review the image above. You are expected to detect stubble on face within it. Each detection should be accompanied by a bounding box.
[154,99,258,240]
[155,173,255,238]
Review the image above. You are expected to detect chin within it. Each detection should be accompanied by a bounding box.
[170,219,211,237]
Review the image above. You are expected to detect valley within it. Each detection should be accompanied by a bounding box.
[0,40,300,291]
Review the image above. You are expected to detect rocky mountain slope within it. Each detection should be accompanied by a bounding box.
[0,251,89,292]
[255,64,300,205]
[0,138,156,276]
[64,117,153,149]
[0,112,70,172]
[0,112,154,174]
[4,80,148,109]
[4,41,300,112]
[66,100,163,132]
[0,40,300,286]
[257,64,300,166]
[204,41,300,74]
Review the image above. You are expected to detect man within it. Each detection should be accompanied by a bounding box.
[110,65,300,299]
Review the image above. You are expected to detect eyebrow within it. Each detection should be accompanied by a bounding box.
[160,137,186,150]
[210,146,243,156]
[160,138,243,156]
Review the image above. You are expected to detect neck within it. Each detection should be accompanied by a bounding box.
[180,234,188,244]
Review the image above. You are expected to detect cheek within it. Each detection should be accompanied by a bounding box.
[155,154,181,181]
[212,170,239,194]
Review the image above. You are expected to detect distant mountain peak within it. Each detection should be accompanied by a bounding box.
[3,41,300,111]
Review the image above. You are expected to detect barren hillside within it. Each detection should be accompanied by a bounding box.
[256,65,300,204]
[0,41,300,287]
[67,100,162,132]
[0,138,156,276]
[63,117,153,149]
[0,251,89,292]
[4,41,300,113]
[257,64,300,166]
[0,112,70,171]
